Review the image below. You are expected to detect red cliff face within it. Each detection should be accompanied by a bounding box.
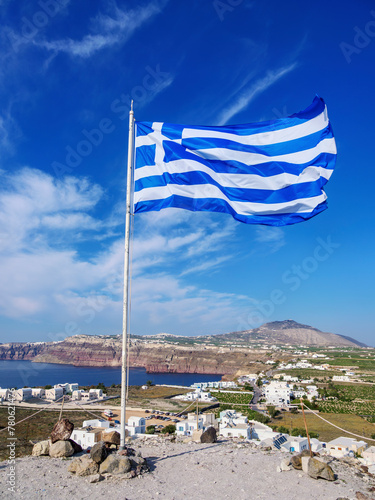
[0,336,271,377]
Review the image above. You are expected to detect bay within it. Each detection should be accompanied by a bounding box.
[0,360,222,389]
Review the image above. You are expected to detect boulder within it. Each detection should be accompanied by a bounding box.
[87,474,104,483]
[67,439,82,454]
[200,427,217,444]
[50,418,74,443]
[99,454,132,475]
[291,450,315,470]
[192,430,203,442]
[32,440,50,456]
[49,440,74,458]
[303,457,335,481]
[68,455,99,476]
[280,457,292,471]
[90,442,108,464]
[102,431,120,447]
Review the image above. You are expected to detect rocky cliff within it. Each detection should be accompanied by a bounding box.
[0,336,274,376]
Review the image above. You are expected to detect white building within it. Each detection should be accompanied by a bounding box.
[54,382,79,394]
[82,419,110,428]
[31,388,45,398]
[45,387,64,401]
[327,437,368,458]
[280,437,309,453]
[127,416,146,436]
[14,388,32,401]
[362,446,375,465]
[264,381,291,406]
[89,388,104,400]
[183,390,217,402]
[72,390,82,400]
[219,411,251,439]
[71,427,103,449]
[332,375,350,382]
[0,388,10,401]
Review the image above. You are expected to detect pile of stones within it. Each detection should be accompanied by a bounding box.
[32,418,82,458]
[278,449,335,481]
[68,442,149,482]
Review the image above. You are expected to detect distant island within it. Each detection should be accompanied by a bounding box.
[0,320,368,377]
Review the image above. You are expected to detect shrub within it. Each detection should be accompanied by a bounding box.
[146,425,156,434]
[277,426,289,434]
[267,406,277,418]
[44,384,52,389]
[161,424,176,434]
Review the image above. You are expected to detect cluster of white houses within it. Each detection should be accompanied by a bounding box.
[0,383,106,403]
[263,380,319,406]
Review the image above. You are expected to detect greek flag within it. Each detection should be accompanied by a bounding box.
[134,96,336,226]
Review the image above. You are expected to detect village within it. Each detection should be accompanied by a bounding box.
[2,372,374,471]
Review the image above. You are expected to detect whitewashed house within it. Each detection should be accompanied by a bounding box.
[184,390,216,402]
[219,411,251,439]
[248,420,280,441]
[327,437,368,458]
[0,388,10,401]
[89,388,103,400]
[362,446,375,465]
[14,388,32,401]
[45,387,64,401]
[72,390,82,400]
[280,437,309,453]
[310,438,326,453]
[127,416,146,436]
[82,419,110,428]
[176,416,204,436]
[264,381,291,406]
[31,388,45,398]
[71,427,103,449]
[332,375,350,382]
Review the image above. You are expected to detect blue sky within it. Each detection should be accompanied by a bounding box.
[0,0,374,346]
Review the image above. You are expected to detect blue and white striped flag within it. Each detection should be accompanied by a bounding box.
[134,96,336,226]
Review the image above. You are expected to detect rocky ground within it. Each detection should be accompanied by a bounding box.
[1,437,375,500]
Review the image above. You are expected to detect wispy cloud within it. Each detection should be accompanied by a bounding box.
[255,226,286,253]
[217,62,298,125]
[34,1,166,58]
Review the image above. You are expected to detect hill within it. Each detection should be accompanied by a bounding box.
[213,320,367,347]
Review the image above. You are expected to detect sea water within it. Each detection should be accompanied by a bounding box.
[0,360,222,389]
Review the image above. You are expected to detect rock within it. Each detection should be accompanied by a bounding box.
[99,455,132,475]
[49,440,74,458]
[87,474,104,483]
[130,456,147,467]
[304,457,335,481]
[200,427,217,444]
[68,455,99,476]
[280,458,292,471]
[291,455,303,470]
[355,493,371,500]
[102,431,120,447]
[50,418,74,444]
[291,450,315,470]
[90,442,108,464]
[192,430,203,442]
[67,439,82,454]
[32,440,50,456]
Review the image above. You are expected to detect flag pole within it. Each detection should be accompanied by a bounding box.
[120,101,135,449]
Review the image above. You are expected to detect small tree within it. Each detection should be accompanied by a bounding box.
[146,425,156,434]
[161,424,176,434]
[267,405,277,418]
[44,384,52,389]
[146,380,154,387]
[277,426,289,434]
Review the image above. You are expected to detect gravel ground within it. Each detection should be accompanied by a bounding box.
[1,439,374,500]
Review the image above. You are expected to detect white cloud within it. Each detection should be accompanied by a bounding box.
[0,167,261,339]
[35,1,166,58]
[217,63,298,125]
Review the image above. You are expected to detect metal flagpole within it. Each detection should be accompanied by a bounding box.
[120,101,135,449]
